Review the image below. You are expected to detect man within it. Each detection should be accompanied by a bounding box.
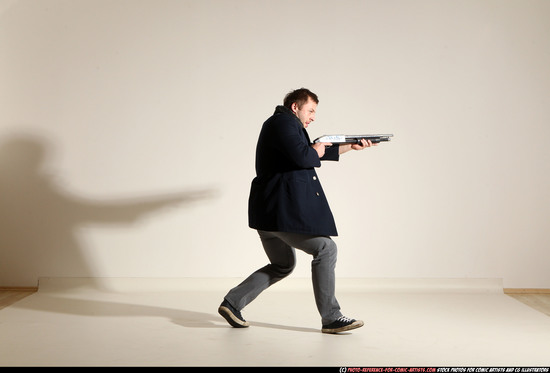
[218,88,374,333]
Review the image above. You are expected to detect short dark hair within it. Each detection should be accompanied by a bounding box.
[283,88,319,109]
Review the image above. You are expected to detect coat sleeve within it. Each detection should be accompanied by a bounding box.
[321,145,340,162]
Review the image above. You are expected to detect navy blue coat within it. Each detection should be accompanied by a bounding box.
[248,106,340,236]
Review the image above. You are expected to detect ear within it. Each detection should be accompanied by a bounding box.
[290,102,298,114]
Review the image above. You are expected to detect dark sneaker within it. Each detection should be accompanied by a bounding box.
[322,316,364,334]
[218,299,250,328]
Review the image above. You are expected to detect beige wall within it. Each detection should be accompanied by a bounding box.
[1,0,549,287]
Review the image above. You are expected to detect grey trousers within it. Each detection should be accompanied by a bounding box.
[224,230,342,325]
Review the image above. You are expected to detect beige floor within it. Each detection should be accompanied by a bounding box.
[1,278,550,367]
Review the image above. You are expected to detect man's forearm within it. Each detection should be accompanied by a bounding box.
[338,144,353,155]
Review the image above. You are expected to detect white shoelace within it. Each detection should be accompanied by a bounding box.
[337,316,354,323]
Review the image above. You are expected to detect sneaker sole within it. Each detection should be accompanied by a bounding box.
[322,320,364,334]
[218,306,250,328]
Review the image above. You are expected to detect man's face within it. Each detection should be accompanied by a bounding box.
[291,98,317,128]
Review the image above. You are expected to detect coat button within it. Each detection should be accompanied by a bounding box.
[313,176,317,181]
[316,192,320,196]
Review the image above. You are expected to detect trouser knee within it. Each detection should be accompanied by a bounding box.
[270,262,296,278]
[313,238,337,265]
[320,239,337,257]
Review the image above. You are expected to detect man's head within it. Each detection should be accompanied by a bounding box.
[283,88,319,128]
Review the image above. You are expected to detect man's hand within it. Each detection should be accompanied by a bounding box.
[312,142,332,158]
[339,139,376,154]
[352,138,376,150]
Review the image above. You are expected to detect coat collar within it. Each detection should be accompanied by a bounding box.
[273,106,311,142]
[274,105,292,115]
[274,105,302,128]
